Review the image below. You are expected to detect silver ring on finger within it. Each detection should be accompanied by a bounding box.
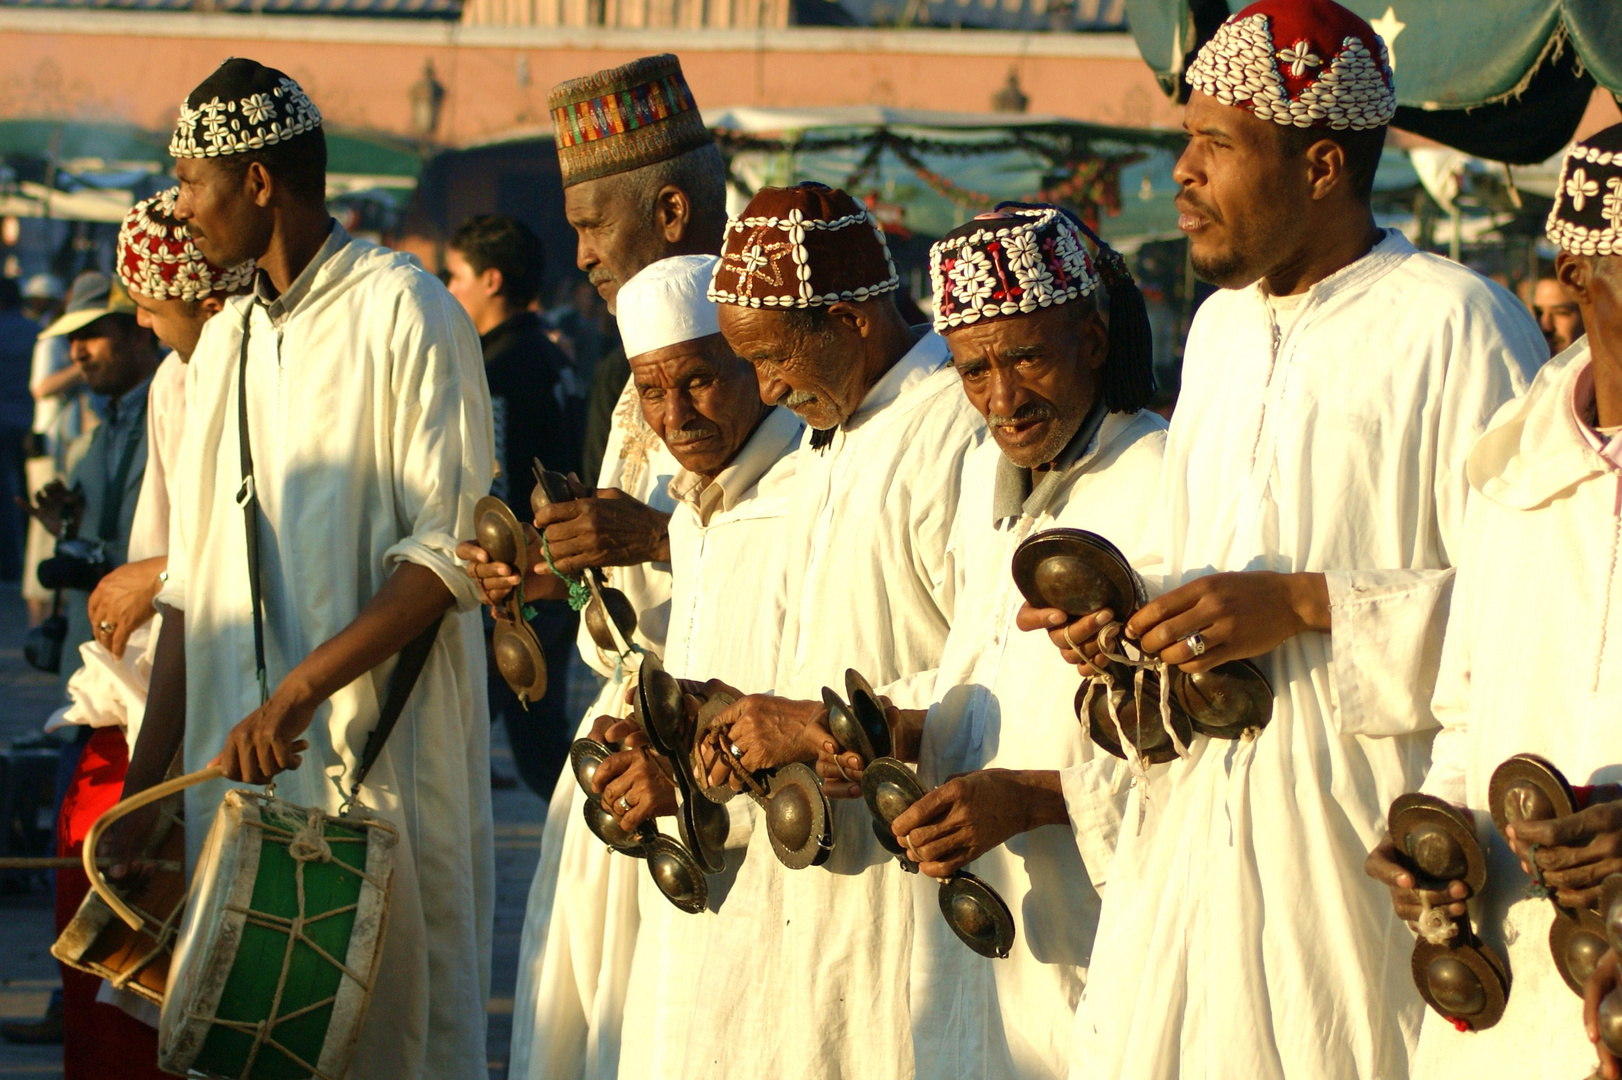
[1185,632,1207,657]
[617,794,631,813]
[729,741,744,760]
[98,620,114,635]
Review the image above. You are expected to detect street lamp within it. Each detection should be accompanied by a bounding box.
[410,60,446,147]
[992,69,1029,114]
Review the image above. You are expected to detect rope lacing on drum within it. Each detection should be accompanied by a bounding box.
[196,794,386,1080]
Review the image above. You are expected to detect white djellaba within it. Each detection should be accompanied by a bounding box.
[506,376,680,1080]
[910,408,1166,1080]
[681,329,985,1080]
[1067,229,1544,1080]
[159,222,497,1080]
[1410,339,1622,1078]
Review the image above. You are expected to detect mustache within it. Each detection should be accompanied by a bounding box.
[780,389,820,410]
[986,400,1057,428]
[664,423,717,446]
[588,270,616,289]
[1174,191,1220,224]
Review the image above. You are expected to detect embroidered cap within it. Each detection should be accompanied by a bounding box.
[549,55,712,188]
[117,188,255,302]
[1547,122,1622,257]
[170,58,323,159]
[929,206,1100,332]
[708,183,899,310]
[617,255,722,359]
[1186,0,1396,131]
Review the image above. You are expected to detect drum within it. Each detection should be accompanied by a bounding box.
[157,788,397,1080]
[51,792,187,1006]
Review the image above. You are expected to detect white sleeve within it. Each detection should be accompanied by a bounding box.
[1327,288,1539,738]
[379,273,495,612]
[1059,756,1130,889]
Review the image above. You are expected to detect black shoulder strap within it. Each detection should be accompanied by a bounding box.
[234,305,441,797]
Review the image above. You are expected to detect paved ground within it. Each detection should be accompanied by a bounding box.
[0,585,594,1079]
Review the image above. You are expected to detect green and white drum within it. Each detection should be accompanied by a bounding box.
[158,789,397,1080]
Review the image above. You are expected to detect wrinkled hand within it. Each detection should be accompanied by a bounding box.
[1585,946,1622,1079]
[22,479,82,539]
[1364,830,1470,926]
[210,685,315,784]
[1507,797,1622,910]
[1015,603,1115,676]
[1126,571,1329,673]
[533,488,671,575]
[592,745,677,831]
[890,769,1054,878]
[701,694,828,791]
[86,556,165,658]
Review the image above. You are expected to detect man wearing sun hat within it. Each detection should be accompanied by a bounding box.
[1360,121,1622,1080]
[1014,2,1545,1078]
[686,181,984,1080]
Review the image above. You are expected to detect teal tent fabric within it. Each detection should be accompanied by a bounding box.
[1123,0,1621,162]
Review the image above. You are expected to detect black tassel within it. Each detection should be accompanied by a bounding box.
[810,426,836,451]
[1072,218,1157,413]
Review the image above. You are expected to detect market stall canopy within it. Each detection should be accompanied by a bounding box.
[1122,0,1621,163]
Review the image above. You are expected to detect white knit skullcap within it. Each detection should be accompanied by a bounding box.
[617,255,722,359]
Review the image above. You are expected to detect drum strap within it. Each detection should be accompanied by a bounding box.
[235,305,441,797]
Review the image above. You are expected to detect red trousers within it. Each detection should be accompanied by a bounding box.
[53,727,167,1080]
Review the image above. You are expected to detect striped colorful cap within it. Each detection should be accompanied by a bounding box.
[549,54,711,188]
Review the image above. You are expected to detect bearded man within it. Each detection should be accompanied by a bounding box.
[113,59,496,1080]
[683,181,984,1080]
[1363,123,1622,1079]
[1019,3,1545,1078]
[1532,273,1586,356]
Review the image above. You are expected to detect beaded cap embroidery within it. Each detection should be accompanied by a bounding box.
[117,188,255,301]
[170,58,322,159]
[1185,0,1396,131]
[549,55,712,188]
[709,183,899,310]
[1547,122,1622,257]
[928,206,1100,333]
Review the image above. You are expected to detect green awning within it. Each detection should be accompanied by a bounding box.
[1123,0,1621,162]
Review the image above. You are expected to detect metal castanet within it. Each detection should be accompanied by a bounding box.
[1485,754,1618,998]
[1013,528,1273,762]
[859,757,1016,960]
[1600,874,1622,1057]
[567,735,714,913]
[530,463,639,655]
[1388,792,1508,1031]
[697,690,832,870]
[475,495,548,705]
[638,656,729,876]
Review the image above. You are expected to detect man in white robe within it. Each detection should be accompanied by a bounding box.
[685,182,984,1080]
[579,254,802,1079]
[1365,122,1622,1080]
[869,206,1165,1080]
[112,60,496,1080]
[1019,4,1545,1078]
[472,54,733,1080]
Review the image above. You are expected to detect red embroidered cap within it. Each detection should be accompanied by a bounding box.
[117,188,255,302]
[1186,0,1396,131]
[708,183,899,310]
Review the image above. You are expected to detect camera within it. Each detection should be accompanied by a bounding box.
[23,614,66,674]
[37,536,113,592]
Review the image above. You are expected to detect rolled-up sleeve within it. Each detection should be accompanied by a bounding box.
[382,273,495,612]
[1325,567,1454,737]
